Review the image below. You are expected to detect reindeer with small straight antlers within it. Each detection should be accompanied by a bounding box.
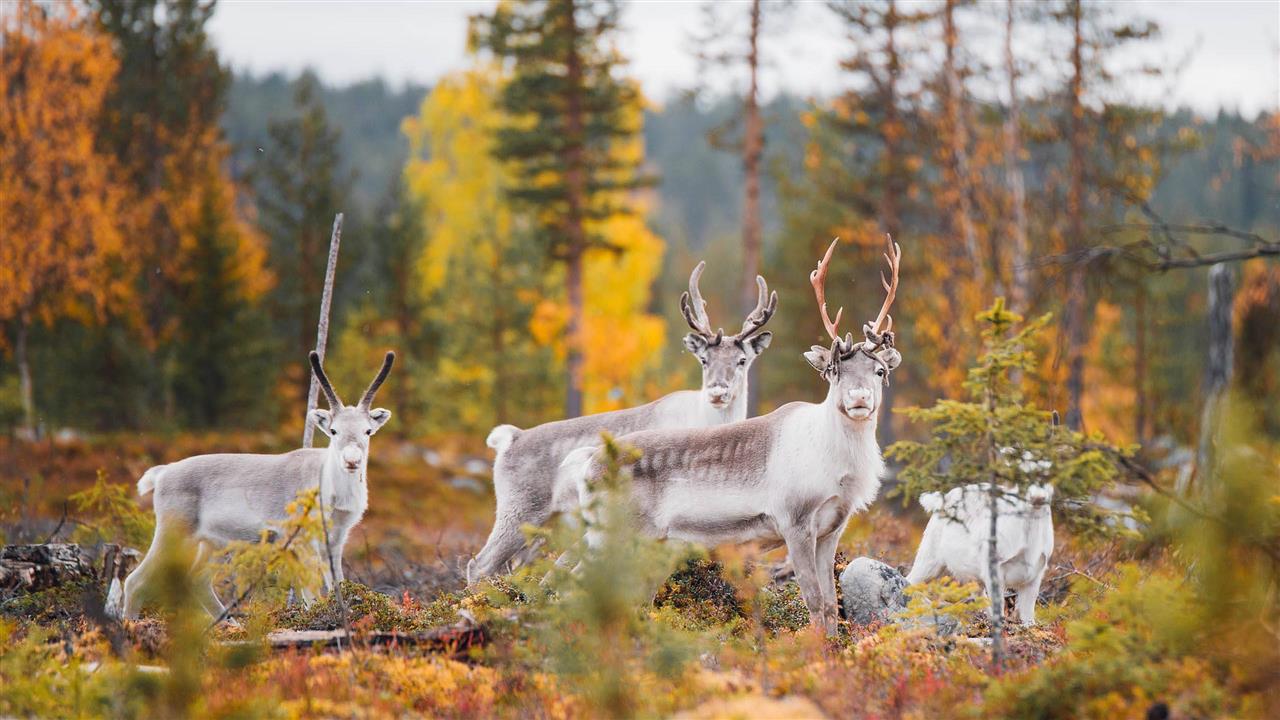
[115,351,395,620]
[566,236,903,633]
[467,263,777,584]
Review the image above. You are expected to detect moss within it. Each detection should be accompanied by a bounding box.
[654,558,743,629]
[759,582,810,635]
[0,577,100,625]
[276,581,415,632]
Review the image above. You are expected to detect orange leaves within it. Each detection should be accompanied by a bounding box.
[0,2,130,328]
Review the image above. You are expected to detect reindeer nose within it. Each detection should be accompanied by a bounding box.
[341,446,363,468]
[847,388,873,407]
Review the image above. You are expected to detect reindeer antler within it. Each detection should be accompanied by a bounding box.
[810,238,845,343]
[680,261,723,344]
[359,351,396,409]
[867,234,900,339]
[309,351,344,409]
[734,275,778,340]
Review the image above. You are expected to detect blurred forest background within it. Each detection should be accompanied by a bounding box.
[2,0,1277,452]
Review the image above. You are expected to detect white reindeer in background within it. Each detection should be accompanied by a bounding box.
[466,262,778,584]
[115,351,395,620]
[566,237,903,633]
[906,483,1055,625]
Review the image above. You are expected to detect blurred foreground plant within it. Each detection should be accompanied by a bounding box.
[519,433,701,717]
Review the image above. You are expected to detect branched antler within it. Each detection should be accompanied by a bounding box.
[735,275,778,340]
[680,261,721,343]
[810,238,845,343]
[869,234,901,338]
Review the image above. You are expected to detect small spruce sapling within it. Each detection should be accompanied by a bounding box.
[887,299,1140,670]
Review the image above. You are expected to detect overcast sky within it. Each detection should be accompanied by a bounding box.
[208,0,1279,118]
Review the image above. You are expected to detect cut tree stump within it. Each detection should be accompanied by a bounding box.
[0,544,97,593]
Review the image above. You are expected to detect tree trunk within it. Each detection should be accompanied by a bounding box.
[1135,282,1148,443]
[942,0,979,281]
[742,0,764,415]
[1188,263,1235,495]
[986,480,1005,673]
[491,245,508,424]
[1004,0,1030,314]
[1063,0,1089,431]
[561,4,588,419]
[15,317,35,438]
[302,213,343,449]
[877,0,902,448]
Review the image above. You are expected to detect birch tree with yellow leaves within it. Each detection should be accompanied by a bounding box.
[0,3,131,435]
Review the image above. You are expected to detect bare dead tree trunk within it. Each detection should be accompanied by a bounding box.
[1003,0,1030,314]
[1063,0,1090,431]
[1135,282,1148,443]
[303,213,343,449]
[15,315,35,438]
[742,0,764,414]
[1188,263,1235,495]
[562,6,588,419]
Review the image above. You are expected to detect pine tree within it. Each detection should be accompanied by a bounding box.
[252,73,353,408]
[472,0,651,418]
[889,299,1137,671]
[90,0,273,427]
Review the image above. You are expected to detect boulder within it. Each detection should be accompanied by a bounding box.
[839,556,908,625]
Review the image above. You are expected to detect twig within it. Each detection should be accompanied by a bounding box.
[43,501,68,544]
[207,513,311,632]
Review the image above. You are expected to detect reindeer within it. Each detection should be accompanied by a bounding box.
[115,351,395,620]
[567,237,902,633]
[466,263,777,584]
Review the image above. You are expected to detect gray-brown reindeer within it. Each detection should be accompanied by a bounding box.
[114,351,394,619]
[467,262,777,584]
[565,237,902,633]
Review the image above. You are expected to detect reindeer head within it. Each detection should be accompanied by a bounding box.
[308,351,395,474]
[804,236,902,422]
[680,262,778,410]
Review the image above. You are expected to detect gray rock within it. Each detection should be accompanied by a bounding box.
[840,556,962,635]
[840,557,908,625]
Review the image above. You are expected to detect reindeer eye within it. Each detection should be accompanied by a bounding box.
[875,367,886,377]
[365,429,372,436]
[737,358,747,367]
[330,430,337,436]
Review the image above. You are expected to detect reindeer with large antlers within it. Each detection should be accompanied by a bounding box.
[566,236,902,633]
[115,351,395,619]
[467,263,777,584]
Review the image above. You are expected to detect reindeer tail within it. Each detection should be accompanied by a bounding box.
[137,465,167,497]
[485,424,522,455]
[918,491,944,514]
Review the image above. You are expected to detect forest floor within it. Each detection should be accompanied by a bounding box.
[0,433,1267,718]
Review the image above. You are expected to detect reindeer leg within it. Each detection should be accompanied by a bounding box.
[816,529,842,617]
[120,524,167,619]
[467,495,551,585]
[784,528,833,634]
[190,541,229,620]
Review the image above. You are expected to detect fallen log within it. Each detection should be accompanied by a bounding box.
[1,544,96,593]
[237,622,489,657]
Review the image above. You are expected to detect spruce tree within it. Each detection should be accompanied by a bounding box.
[253,73,353,408]
[472,0,650,417]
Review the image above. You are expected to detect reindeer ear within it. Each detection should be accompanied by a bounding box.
[309,409,332,435]
[747,331,772,355]
[369,408,391,432]
[683,333,708,354]
[804,345,831,374]
[877,346,902,371]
